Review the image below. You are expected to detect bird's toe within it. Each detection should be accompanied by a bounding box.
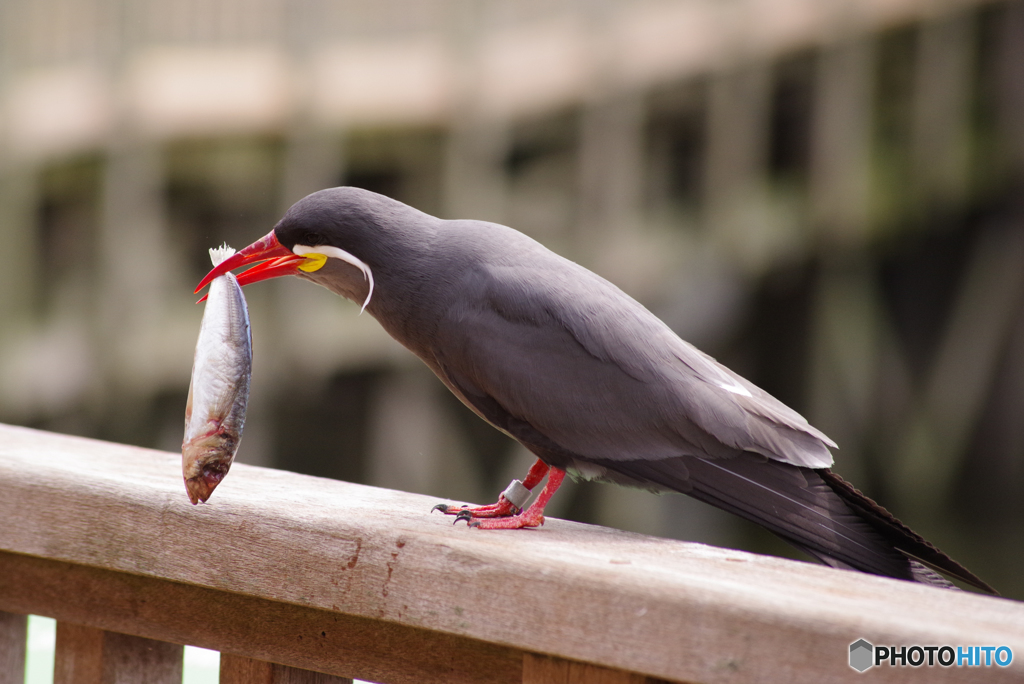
[468,512,545,530]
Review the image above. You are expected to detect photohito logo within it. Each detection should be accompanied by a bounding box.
[849,639,1013,672]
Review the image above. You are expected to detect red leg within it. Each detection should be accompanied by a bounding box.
[518,458,552,489]
[469,468,565,529]
[432,459,550,519]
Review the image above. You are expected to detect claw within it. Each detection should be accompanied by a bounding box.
[432,503,449,513]
[454,510,474,524]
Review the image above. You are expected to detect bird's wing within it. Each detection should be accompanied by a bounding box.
[431,259,834,468]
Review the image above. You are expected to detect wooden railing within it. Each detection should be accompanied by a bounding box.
[0,422,1021,683]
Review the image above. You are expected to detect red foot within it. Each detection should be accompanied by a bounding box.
[469,508,546,529]
[433,498,519,519]
[432,458,552,521]
[469,468,565,531]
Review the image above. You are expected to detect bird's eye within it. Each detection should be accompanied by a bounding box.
[302,232,323,246]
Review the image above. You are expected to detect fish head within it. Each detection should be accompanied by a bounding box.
[183,461,230,504]
[182,431,237,504]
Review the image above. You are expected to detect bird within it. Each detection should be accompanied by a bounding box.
[196,186,995,594]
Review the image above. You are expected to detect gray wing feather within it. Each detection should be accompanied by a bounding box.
[434,255,834,468]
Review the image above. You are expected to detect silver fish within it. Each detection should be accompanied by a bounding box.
[182,244,252,504]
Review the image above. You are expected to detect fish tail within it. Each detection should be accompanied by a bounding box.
[209,243,237,266]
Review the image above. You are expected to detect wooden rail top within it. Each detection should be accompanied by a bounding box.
[1,422,1022,683]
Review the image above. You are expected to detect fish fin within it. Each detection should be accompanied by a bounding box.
[184,378,194,426]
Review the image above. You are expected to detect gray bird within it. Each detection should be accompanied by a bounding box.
[197,187,995,593]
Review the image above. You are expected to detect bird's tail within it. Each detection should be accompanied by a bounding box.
[592,453,996,594]
[817,470,996,594]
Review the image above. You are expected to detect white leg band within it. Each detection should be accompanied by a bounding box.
[501,479,532,511]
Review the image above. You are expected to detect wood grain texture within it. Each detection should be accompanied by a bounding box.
[523,654,661,684]
[54,623,103,684]
[0,612,26,684]
[54,623,182,684]
[1,423,1023,684]
[0,551,520,684]
[221,654,353,684]
[221,654,275,684]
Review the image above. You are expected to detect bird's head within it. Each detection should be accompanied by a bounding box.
[195,187,417,311]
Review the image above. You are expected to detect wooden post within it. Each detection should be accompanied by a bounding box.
[809,38,875,246]
[0,612,27,684]
[702,64,774,270]
[910,10,974,210]
[577,94,646,254]
[54,623,182,684]
[221,653,353,684]
[996,0,1024,173]
[523,654,655,684]
[0,167,38,339]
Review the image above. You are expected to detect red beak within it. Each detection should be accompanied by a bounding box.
[194,231,300,296]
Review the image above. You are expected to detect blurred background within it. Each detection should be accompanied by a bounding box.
[1,0,1022,599]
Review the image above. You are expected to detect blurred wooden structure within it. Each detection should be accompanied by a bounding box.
[1,423,1023,683]
[2,0,1024,600]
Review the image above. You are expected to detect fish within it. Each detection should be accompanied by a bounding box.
[182,244,252,504]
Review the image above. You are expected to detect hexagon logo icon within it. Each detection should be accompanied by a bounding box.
[849,639,874,672]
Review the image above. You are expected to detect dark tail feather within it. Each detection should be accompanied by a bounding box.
[784,542,957,589]
[819,470,996,594]
[592,454,996,594]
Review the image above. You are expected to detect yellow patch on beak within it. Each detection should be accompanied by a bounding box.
[298,253,328,272]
